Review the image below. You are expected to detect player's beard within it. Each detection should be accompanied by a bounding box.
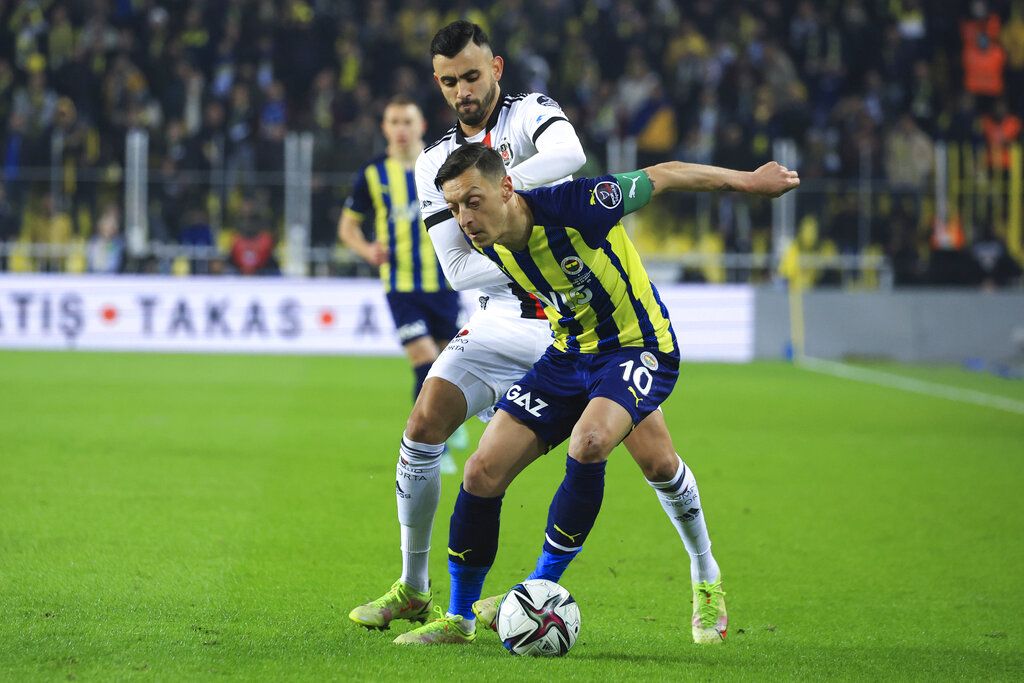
[454,79,498,128]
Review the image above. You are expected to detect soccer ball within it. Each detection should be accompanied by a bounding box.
[496,579,581,656]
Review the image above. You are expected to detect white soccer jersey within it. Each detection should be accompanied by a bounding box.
[415,92,576,319]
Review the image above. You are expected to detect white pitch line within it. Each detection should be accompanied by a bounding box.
[797,356,1024,416]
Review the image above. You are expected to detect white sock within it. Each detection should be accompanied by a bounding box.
[396,432,443,593]
[647,455,720,584]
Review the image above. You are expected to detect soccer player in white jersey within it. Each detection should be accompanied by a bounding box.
[348,21,727,645]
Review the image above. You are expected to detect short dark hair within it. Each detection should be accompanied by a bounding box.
[430,20,490,58]
[434,143,506,190]
[385,94,420,110]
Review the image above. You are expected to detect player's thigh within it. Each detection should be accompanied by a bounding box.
[428,314,549,421]
[587,347,680,442]
[425,344,503,423]
[494,348,588,451]
[567,397,635,463]
[464,411,546,497]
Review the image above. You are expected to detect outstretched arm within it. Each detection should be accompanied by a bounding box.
[644,161,800,198]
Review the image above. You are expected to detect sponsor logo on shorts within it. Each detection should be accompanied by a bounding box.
[505,384,548,418]
[478,295,489,310]
[640,351,659,371]
[397,320,429,342]
[593,181,622,209]
[560,256,584,276]
[446,328,470,352]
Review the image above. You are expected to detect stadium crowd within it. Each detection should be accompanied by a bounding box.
[1,0,1022,286]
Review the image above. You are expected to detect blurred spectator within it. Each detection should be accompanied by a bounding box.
[962,28,1007,104]
[225,83,258,191]
[24,192,71,272]
[228,196,278,276]
[12,60,58,162]
[980,99,1023,169]
[87,204,125,274]
[2,113,28,221]
[885,114,934,190]
[971,227,1023,288]
[52,98,100,236]
[0,183,18,271]
[47,6,76,73]
[1004,1,1024,114]
[178,206,215,275]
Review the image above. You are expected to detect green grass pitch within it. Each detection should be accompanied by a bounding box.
[1,351,1022,680]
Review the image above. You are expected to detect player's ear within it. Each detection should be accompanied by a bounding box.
[492,55,504,81]
[432,73,441,89]
[501,174,514,200]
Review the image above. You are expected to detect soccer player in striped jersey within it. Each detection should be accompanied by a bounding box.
[350,21,740,646]
[338,96,462,425]
[392,144,798,646]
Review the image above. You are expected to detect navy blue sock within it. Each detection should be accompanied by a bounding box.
[412,362,432,401]
[447,485,502,620]
[532,456,606,581]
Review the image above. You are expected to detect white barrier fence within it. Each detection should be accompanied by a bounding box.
[0,276,754,361]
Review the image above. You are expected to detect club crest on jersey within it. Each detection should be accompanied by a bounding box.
[640,351,659,371]
[592,181,622,209]
[560,256,584,276]
[498,140,514,166]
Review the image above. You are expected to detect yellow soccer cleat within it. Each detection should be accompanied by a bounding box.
[471,593,504,632]
[349,580,432,630]
[692,578,727,644]
[392,606,477,645]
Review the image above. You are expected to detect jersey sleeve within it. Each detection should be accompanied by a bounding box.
[517,93,571,148]
[342,167,371,216]
[414,150,453,230]
[524,175,630,246]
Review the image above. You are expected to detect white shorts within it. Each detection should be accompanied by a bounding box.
[426,310,553,421]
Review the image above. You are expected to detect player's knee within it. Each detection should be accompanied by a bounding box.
[404,408,450,445]
[570,428,617,463]
[635,449,677,481]
[462,453,506,497]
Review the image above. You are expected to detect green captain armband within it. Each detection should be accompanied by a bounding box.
[612,170,654,215]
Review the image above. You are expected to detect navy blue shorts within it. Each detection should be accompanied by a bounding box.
[495,346,680,448]
[385,290,461,345]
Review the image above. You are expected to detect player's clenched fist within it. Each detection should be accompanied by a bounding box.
[749,161,800,198]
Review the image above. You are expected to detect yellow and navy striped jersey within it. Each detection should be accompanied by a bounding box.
[473,174,677,355]
[343,155,448,293]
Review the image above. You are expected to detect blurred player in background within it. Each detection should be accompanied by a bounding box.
[348,21,728,646]
[338,96,462,473]
[394,145,798,647]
